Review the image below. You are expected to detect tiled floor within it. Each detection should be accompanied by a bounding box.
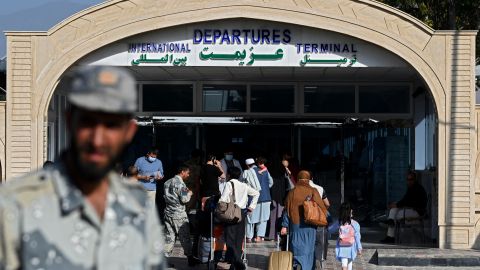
[166,239,480,270]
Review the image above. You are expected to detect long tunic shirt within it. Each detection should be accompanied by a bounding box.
[281,180,324,270]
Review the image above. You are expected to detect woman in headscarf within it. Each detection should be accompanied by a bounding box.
[280,170,326,270]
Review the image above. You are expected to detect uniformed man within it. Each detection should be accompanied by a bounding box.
[163,164,196,267]
[0,66,165,269]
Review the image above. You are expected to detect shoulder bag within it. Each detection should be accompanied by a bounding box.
[215,181,242,224]
[303,191,328,226]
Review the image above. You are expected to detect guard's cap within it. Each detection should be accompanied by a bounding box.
[67,66,137,113]
[245,158,255,165]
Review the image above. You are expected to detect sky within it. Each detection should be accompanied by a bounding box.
[0,0,105,58]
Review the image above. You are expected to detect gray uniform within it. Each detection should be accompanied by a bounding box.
[0,162,165,270]
[163,175,192,256]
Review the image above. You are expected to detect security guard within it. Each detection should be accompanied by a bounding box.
[0,66,165,269]
[163,164,196,266]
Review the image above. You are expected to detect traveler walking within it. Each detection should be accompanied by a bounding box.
[328,202,362,270]
[267,157,293,241]
[220,167,259,270]
[163,164,197,267]
[184,149,203,257]
[247,157,273,243]
[281,170,326,270]
[184,149,202,222]
[310,178,330,267]
[242,158,261,242]
[0,66,165,269]
[198,155,225,241]
[200,154,225,199]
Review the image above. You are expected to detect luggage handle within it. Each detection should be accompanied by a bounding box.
[210,211,215,262]
[277,233,289,252]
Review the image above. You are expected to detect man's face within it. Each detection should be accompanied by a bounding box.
[148,153,157,159]
[180,169,190,180]
[69,108,137,181]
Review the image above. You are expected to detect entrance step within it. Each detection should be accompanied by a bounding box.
[377,248,480,267]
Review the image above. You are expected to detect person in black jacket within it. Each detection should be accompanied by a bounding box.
[380,171,428,243]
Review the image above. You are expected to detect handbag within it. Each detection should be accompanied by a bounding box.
[303,193,327,226]
[215,181,242,224]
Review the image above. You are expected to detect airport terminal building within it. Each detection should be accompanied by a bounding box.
[3,0,479,249]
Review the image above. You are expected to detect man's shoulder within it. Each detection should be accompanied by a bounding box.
[0,169,57,205]
[135,156,146,164]
[230,179,245,187]
[167,176,183,186]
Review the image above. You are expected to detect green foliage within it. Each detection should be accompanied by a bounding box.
[378,0,480,60]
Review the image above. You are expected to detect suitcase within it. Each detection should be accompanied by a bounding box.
[268,233,293,270]
[198,236,211,264]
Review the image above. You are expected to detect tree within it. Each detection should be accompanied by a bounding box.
[379,0,480,62]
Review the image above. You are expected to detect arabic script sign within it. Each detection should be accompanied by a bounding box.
[80,20,407,68]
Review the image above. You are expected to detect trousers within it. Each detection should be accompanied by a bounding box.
[224,213,246,270]
[164,215,193,256]
[386,208,420,237]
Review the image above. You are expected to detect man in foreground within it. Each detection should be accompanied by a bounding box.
[0,66,165,269]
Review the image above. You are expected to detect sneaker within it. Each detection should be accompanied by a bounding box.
[380,236,395,244]
[246,238,252,243]
[254,237,264,243]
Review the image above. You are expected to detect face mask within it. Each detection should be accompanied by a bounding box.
[225,154,233,161]
[148,157,157,162]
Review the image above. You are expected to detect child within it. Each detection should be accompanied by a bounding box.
[328,202,362,270]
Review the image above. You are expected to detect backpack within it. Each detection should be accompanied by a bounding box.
[338,223,355,247]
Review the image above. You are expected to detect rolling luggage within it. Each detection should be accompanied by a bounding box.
[268,233,293,270]
[198,235,211,264]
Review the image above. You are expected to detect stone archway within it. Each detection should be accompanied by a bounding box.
[5,0,477,249]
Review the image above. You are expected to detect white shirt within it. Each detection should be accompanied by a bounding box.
[219,179,260,210]
[241,166,261,191]
[309,180,325,198]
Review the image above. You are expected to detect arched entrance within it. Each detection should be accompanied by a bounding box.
[5,0,477,249]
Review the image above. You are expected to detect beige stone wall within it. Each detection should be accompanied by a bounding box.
[3,0,478,249]
[0,102,6,182]
[439,33,477,249]
[474,106,480,248]
[6,34,39,177]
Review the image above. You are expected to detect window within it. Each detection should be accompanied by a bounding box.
[251,85,294,113]
[203,85,246,112]
[304,85,355,113]
[359,85,410,113]
[142,84,193,112]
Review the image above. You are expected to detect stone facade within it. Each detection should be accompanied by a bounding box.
[4,0,478,249]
